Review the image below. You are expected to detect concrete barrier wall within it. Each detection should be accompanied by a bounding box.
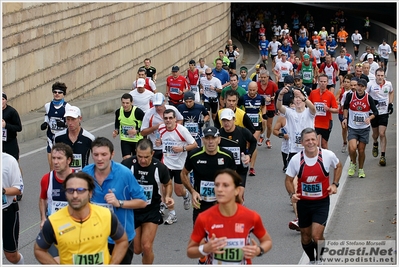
[2,2,231,115]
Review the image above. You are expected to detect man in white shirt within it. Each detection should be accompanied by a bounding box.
[377,39,392,72]
[273,53,294,88]
[129,78,154,112]
[351,29,363,60]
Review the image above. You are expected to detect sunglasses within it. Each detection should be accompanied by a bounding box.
[65,188,89,194]
[53,90,64,94]
[205,72,213,75]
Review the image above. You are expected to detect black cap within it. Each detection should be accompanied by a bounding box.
[2,93,7,100]
[284,75,295,84]
[294,75,302,80]
[183,91,195,101]
[171,66,179,72]
[189,59,195,65]
[202,126,220,137]
[358,78,367,87]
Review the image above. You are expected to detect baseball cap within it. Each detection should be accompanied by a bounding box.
[2,93,7,100]
[202,126,220,137]
[314,31,318,35]
[367,54,374,59]
[64,106,81,118]
[284,75,295,84]
[358,79,367,87]
[294,75,302,80]
[152,93,165,106]
[220,108,235,120]
[189,59,195,65]
[304,54,310,59]
[183,91,195,101]
[171,66,179,72]
[136,78,145,87]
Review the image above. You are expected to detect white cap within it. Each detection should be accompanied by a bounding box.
[64,106,81,118]
[136,78,145,87]
[367,54,374,59]
[220,108,235,120]
[152,93,165,106]
[314,31,318,35]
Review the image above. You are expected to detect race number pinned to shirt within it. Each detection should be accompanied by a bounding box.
[295,132,303,148]
[213,238,245,265]
[301,182,322,197]
[121,126,136,139]
[222,147,241,165]
[70,154,83,172]
[73,251,104,265]
[200,181,215,202]
[50,201,68,215]
[184,122,199,138]
[315,102,327,116]
[247,113,259,126]
[170,87,179,94]
[163,140,179,157]
[141,184,153,204]
[353,112,366,126]
[2,128,6,141]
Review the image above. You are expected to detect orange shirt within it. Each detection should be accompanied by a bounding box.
[337,31,348,43]
[393,40,397,52]
[308,88,338,129]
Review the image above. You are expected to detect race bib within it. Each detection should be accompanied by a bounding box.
[50,201,68,215]
[121,126,135,139]
[163,140,178,157]
[213,238,245,265]
[353,112,366,126]
[184,122,199,137]
[49,117,64,133]
[190,85,198,93]
[2,128,6,141]
[222,147,241,165]
[295,132,303,148]
[141,184,153,204]
[92,202,114,213]
[339,65,346,71]
[73,252,104,265]
[247,113,259,127]
[315,102,326,116]
[170,87,179,94]
[377,100,387,113]
[301,182,322,197]
[200,181,215,202]
[70,154,83,172]
[303,71,311,80]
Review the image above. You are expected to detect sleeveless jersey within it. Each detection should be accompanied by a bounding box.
[118,106,143,142]
[297,148,330,200]
[49,204,112,264]
[227,51,236,63]
[46,171,68,216]
[320,63,337,85]
[301,62,314,84]
[187,69,200,86]
[47,102,67,136]
[348,92,372,129]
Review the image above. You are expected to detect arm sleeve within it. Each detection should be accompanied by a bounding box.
[110,213,126,241]
[114,109,120,130]
[213,112,221,129]
[243,128,257,156]
[36,220,56,249]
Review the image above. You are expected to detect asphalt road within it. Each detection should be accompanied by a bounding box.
[3,22,397,267]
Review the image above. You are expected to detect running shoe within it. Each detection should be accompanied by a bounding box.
[372,143,379,157]
[266,139,272,149]
[249,168,256,176]
[379,156,386,166]
[288,218,300,231]
[164,213,177,225]
[341,144,347,153]
[258,136,264,146]
[183,196,191,210]
[358,168,366,178]
[348,162,356,176]
[160,202,168,216]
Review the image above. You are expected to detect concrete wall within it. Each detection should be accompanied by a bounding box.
[2,2,231,115]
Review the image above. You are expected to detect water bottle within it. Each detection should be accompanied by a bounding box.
[241,152,249,168]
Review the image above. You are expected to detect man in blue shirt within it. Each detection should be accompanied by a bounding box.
[82,137,147,264]
[326,35,338,59]
[213,58,230,103]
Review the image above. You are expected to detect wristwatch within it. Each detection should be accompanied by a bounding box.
[257,246,265,257]
[118,200,124,208]
[332,182,340,188]
[183,146,187,152]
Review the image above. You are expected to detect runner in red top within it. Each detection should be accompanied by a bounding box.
[256,69,278,148]
[308,74,339,149]
[166,66,189,107]
[187,169,272,265]
[318,55,339,92]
